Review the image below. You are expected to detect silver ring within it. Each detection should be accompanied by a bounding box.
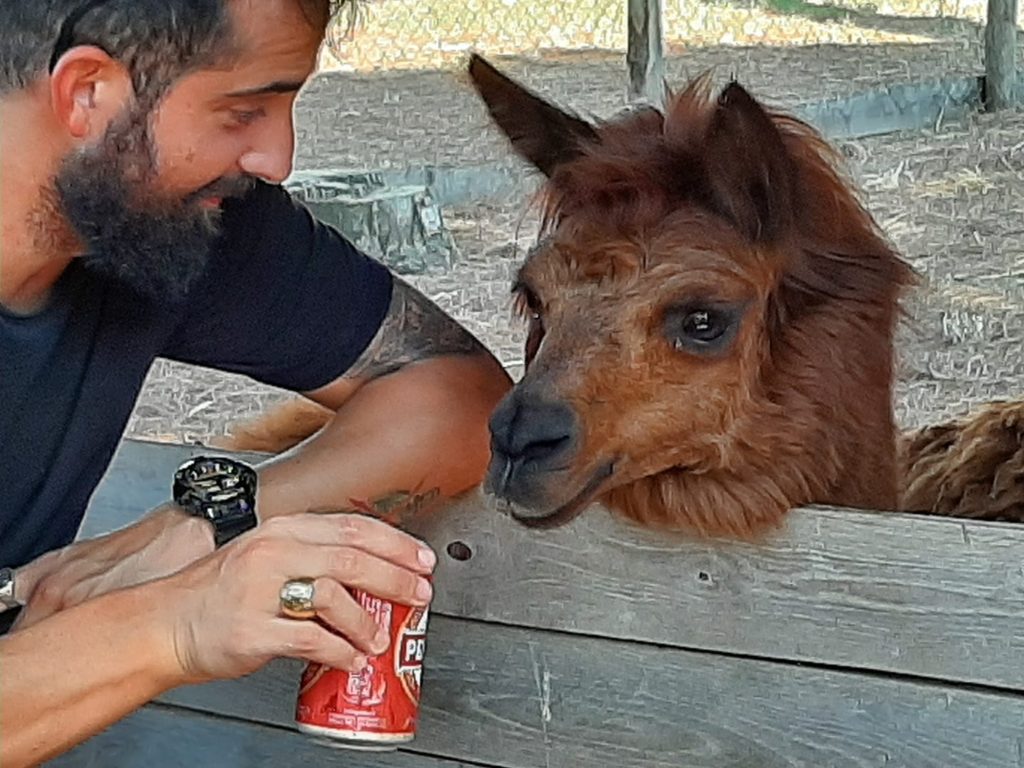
[279,578,317,620]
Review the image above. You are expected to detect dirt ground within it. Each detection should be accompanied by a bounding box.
[292,27,1007,173]
[125,40,1024,446]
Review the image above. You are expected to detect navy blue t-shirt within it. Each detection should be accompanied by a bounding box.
[0,180,393,571]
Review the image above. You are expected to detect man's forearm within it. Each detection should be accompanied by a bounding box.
[9,506,213,632]
[256,352,511,517]
[1,584,179,767]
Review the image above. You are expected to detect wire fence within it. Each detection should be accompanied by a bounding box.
[322,0,1008,75]
[292,0,1022,178]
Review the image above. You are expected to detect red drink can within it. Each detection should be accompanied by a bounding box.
[295,586,431,751]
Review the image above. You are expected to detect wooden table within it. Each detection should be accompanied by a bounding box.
[50,438,1024,767]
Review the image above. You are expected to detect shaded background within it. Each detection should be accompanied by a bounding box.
[127,0,1024,445]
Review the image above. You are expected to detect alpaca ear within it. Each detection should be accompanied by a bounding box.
[468,53,599,177]
[704,82,797,241]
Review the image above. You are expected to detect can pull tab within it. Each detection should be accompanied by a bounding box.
[445,541,473,561]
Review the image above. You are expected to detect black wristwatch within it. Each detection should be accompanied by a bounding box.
[173,456,259,548]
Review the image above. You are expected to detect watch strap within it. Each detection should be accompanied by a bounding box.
[212,510,258,548]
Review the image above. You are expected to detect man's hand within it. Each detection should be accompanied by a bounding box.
[14,503,213,630]
[1,512,436,768]
[164,512,435,682]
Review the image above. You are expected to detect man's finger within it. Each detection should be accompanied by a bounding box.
[306,577,389,656]
[261,543,433,610]
[267,618,369,673]
[260,513,437,574]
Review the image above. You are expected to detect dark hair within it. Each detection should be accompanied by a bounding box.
[0,0,353,100]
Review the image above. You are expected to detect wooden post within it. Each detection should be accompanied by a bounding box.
[627,0,665,107]
[984,0,1019,110]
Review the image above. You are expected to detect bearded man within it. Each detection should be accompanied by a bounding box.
[0,2,510,764]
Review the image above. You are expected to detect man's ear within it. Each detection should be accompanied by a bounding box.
[49,46,134,140]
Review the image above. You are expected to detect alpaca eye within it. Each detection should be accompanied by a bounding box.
[524,314,546,369]
[665,303,742,355]
[513,281,542,318]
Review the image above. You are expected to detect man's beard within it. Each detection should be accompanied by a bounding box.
[53,106,255,305]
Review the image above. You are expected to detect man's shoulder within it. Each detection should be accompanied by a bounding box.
[207,180,321,274]
[219,180,308,233]
[163,178,396,392]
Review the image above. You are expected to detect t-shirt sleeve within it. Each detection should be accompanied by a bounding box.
[161,181,394,392]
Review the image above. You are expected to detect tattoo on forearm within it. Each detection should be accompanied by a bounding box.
[347,488,444,527]
[344,277,489,381]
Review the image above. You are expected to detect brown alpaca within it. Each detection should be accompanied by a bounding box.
[223,55,1022,536]
[899,400,1024,520]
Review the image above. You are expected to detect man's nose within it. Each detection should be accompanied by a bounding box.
[238,119,296,184]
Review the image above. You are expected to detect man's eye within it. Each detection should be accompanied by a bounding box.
[230,108,264,126]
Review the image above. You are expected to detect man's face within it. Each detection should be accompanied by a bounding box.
[55,0,323,303]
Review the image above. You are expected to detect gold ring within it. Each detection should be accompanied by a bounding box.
[279,578,317,620]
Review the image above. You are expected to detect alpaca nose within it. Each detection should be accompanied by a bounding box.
[487,394,578,483]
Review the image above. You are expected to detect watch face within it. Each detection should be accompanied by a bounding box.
[174,457,257,517]
[173,457,258,547]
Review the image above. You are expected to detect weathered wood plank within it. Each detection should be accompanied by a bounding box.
[48,704,481,768]
[151,616,1024,768]
[984,0,1019,110]
[626,0,664,105]
[88,439,1024,694]
[416,493,1024,694]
